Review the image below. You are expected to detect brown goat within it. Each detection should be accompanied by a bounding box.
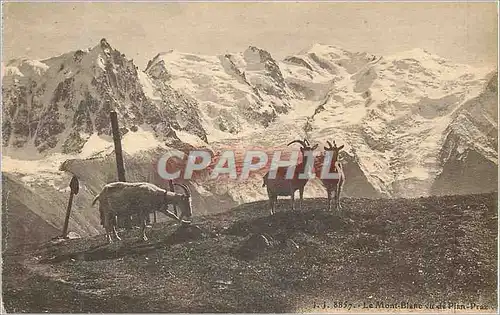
[262,139,318,215]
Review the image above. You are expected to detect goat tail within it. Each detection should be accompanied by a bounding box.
[91,192,101,206]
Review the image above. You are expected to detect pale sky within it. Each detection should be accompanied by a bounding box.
[2,2,498,69]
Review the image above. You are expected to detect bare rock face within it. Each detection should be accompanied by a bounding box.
[432,73,498,196]
[2,39,207,154]
[243,46,289,101]
[143,70,208,143]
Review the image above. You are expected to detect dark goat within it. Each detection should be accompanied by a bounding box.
[262,138,318,215]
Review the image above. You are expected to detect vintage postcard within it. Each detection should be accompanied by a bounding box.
[1,1,498,313]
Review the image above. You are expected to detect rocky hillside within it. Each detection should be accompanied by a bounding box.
[2,193,497,312]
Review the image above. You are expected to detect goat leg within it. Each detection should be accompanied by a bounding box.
[158,208,181,222]
[331,189,337,211]
[274,195,278,215]
[104,213,114,244]
[327,189,332,211]
[112,215,121,241]
[267,190,275,215]
[99,205,105,226]
[269,194,276,215]
[299,188,304,210]
[336,184,342,211]
[141,214,148,242]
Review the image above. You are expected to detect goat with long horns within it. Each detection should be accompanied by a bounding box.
[92,182,193,243]
[262,138,318,215]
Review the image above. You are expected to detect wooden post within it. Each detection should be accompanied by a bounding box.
[109,111,132,230]
[62,176,79,238]
[110,111,126,182]
[168,180,178,216]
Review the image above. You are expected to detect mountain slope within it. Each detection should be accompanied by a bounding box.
[2,193,497,312]
[290,45,496,197]
[2,176,61,250]
[144,46,293,141]
[432,72,498,195]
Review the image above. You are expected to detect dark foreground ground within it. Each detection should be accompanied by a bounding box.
[2,193,498,313]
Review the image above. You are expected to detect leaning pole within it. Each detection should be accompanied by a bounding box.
[61,175,79,238]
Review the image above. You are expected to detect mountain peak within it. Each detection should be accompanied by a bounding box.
[243,46,275,64]
[99,38,112,50]
[388,48,445,62]
[157,49,176,56]
[298,43,351,56]
[246,45,266,52]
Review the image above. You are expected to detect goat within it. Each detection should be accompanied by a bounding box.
[319,140,345,211]
[92,182,192,243]
[262,138,318,215]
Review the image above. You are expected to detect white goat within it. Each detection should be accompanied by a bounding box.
[92,182,192,243]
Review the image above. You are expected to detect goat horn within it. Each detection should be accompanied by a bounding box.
[287,139,307,148]
[326,140,333,149]
[304,138,310,146]
[173,183,191,196]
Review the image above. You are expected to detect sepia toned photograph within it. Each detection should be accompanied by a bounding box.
[1,1,498,313]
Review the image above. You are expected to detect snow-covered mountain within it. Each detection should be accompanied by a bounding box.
[2,38,207,158]
[143,46,293,140]
[2,40,497,247]
[281,44,497,197]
